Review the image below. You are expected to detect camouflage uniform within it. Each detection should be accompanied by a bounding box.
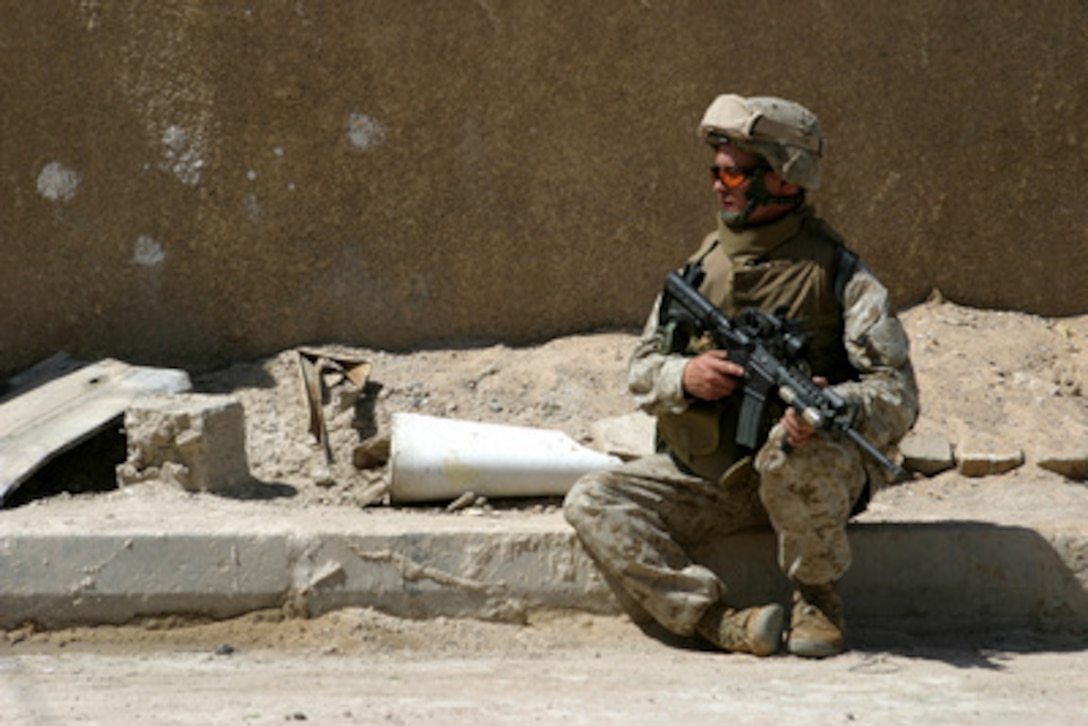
[564,210,918,638]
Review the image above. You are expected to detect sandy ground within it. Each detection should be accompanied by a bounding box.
[3,608,1087,725]
[11,294,1088,512]
[189,330,640,509]
[3,297,1088,722]
[191,294,1088,510]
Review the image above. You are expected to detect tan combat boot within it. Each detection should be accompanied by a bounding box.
[787,583,845,658]
[695,602,785,656]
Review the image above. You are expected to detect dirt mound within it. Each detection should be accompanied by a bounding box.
[191,332,639,508]
[9,297,1088,511]
[185,297,1088,510]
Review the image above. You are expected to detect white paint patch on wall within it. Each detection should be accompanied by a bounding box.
[75,0,103,31]
[161,125,205,186]
[133,235,166,267]
[36,161,82,202]
[243,193,262,221]
[348,112,386,150]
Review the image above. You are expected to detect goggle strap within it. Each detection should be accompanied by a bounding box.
[759,191,806,207]
[750,166,806,206]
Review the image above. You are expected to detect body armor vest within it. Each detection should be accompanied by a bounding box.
[657,210,857,482]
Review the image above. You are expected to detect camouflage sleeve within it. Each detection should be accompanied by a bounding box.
[832,263,920,449]
[626,294,692,416]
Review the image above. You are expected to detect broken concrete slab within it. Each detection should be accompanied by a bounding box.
[117,393,251,493]
[0,357,191,505]
[1037,453,1088,481]
[899,433,955,477]
[957,450,1026,478]
[955,434,1025,477]
[1034,438,1088,481]
[590,411,656,460]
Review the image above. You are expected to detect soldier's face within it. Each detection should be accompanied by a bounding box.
[711,144,794,225]
[711,144,761,216]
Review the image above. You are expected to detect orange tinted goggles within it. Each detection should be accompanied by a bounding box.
[709,165,753,190]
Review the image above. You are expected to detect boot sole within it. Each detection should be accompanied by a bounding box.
[750,604,786,656]
[787,636,844,658]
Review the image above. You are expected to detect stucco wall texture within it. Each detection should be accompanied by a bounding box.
[2,2,1086,375]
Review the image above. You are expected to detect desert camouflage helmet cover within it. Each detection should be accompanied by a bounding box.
[698,94,825,189]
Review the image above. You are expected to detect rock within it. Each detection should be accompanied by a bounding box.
[353,434,391,469]
[899,433,955,477]
[446,491,479,512]
[590,412,656,460]
[955,436,1024,478]
[117,394,250,492]
[1036,452,1088,481]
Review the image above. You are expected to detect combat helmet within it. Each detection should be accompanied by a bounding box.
[699,94,825,226]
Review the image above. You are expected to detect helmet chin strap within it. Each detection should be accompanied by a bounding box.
[719,166,805,229]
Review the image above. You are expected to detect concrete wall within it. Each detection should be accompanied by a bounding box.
[3,2,1086,375]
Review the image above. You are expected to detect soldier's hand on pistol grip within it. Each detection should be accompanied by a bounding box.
[682,350,745,401]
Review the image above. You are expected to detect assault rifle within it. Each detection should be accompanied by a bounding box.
[661,266,908,482]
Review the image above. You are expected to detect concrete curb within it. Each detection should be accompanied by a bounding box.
[2,482,1086,633]
[0,502,617,630]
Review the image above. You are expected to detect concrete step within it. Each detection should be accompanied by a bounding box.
[1,477,1086,634]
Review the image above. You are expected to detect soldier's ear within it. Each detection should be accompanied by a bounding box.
[771,175,802,196]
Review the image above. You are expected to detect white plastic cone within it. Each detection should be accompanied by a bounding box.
[389,412,622,503]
